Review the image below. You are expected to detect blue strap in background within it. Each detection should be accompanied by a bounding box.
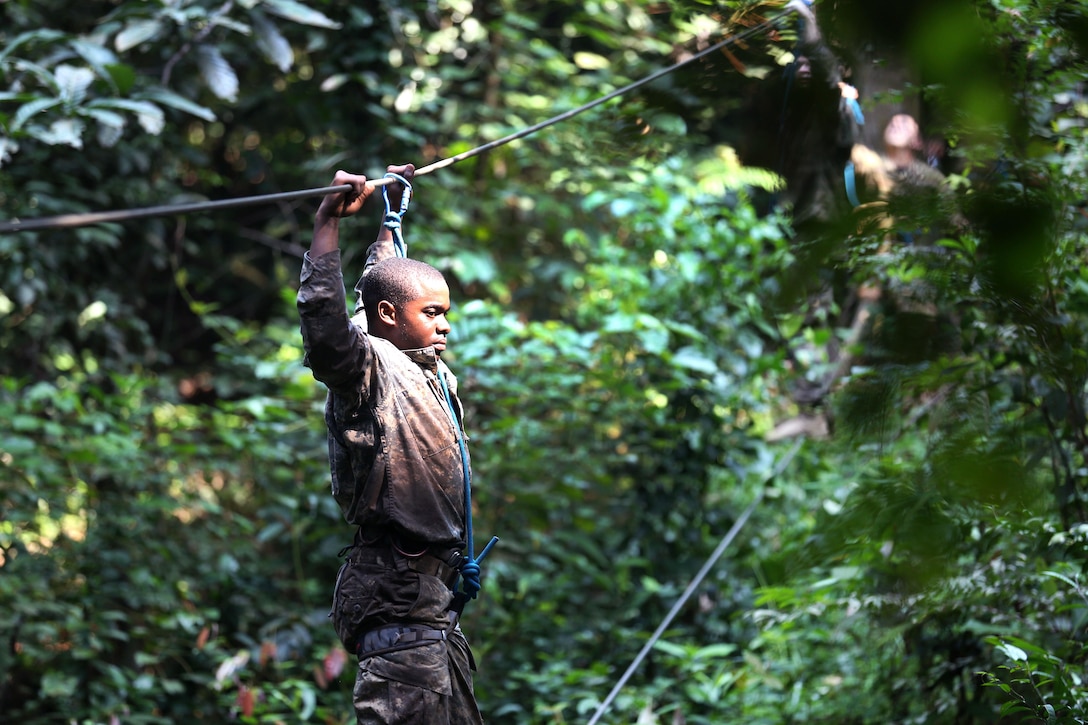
[842,94,865,207]
[844,161,861,208]
[845,96,865,125]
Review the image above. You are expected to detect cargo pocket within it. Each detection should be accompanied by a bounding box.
[363,638,452,696]
[331,562,377,651]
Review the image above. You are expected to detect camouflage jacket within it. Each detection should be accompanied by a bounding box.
[297,248,468,550]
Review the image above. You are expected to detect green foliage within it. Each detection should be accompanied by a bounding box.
[0,318,356,722]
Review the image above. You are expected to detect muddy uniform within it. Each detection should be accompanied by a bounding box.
[298,246,483,725]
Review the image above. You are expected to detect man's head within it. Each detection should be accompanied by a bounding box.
[362,257,451,354]
[884,114,922,152]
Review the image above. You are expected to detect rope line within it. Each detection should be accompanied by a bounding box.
[438,366,499,626]
[0,10,793,235]
[585,438,804,725]
[0,185,356,233]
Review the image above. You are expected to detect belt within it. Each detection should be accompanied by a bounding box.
[356,623,446,658]
[350,538,462,590]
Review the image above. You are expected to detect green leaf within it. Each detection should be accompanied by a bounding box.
[68,40,124,96]
[114,19,165,52]
[10,97,64,132]
[68,39,119,71]
[35,118,85,148]
[996,642,1028,663]
[103,63,137,94]
[162,678,186,695]
[40,673,79,698]
[54,65,95,103]
[138,88,216,122]
[81,107,126,130]
[693,643,738,660]
[259,0,341,29]
[671,346,719,375]
[11,58,61,91]
[573,52,610,71]
[87,98,164,134]
[1042,569,1080,590]
[209,16,253,36]
[195,46,239,102]
[299,685,316,719]
[0,29,66,64]
[251,10,293,72]
[652,640,689,657]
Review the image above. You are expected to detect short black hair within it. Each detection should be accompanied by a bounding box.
[361,257,445,319]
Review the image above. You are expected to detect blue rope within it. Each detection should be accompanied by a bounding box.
[438,371,473,557]
[844,161,861,208]
[437,369,497,605]
[381,172,413,258]
[844,96,865,125]
[390,169,496,611]
[841,96,864,208]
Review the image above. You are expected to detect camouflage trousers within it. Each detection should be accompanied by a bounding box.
[352,622,483,724]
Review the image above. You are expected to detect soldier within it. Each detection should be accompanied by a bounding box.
[297,165,485,724]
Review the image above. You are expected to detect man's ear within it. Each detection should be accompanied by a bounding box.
[375,300,398,328]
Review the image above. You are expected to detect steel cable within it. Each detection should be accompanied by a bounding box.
[585,438,804,725]
[0,10,792,234]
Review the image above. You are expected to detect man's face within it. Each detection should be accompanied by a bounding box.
[389,276,452,354]
[795,55,812,81]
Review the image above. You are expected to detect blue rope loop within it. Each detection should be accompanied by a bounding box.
[381,172,413,258]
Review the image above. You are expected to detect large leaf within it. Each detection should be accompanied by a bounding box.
[69,39,119,71]
[87,98,165,135]
[259,0,340,29]
[251,10,293,72]
[33,118,85,148]
[0,137,19,167]
[195,46,239,102]
[114,19,165,53]
[82,107,126,147]
[209,16,253,36]
[11,59,62,93]
[11,97,65,132]
[70,39,129,93]
[0,29,66,64]
[54,65,96,104]
[138,88,216,122]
